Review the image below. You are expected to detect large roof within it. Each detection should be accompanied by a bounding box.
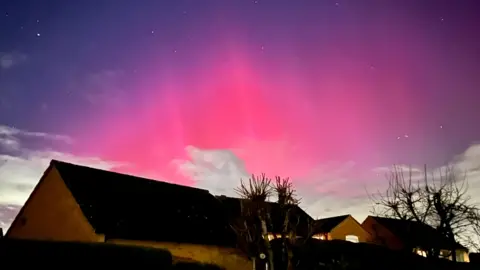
[314,215,350,233]
[368,216,467,250]
[51,160,237,247]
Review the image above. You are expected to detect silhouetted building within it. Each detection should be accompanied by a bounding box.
[313,215,371,243]
[362,216,469,262]
[5,160,251,269]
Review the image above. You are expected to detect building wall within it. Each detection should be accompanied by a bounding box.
[458,250,470,263]
[329,216,371,243]
[361,216,403,249]
[107,239,252,270]
[362,218,470,262]
[442,249,470,263]
[6,166,103,242]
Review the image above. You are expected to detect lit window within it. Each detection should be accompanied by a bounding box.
[456,251,465,262]
[266,233,283,241]
[415,248,427,257]
[312,234,326,240]
[345,235,359,243]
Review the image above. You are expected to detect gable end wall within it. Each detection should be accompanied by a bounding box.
[6,166,102,242]
[330,216,371,243]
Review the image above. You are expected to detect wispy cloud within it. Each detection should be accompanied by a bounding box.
[174,143,375,221]
[0,125,73,147]
[371,144,480,202]
[176,141,480,223]
[0,136,21,151]
[0,52,27,70]
[0,125,124,230]
[175,145,249,196]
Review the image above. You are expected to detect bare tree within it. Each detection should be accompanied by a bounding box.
[371,165,431,223]
[235,173,273,203]
[274,176,300,206]
[233,173,274,270]
[233,173,304,270]
[426,167,480,261]
[370,164,480,261]
[273,176,301,270]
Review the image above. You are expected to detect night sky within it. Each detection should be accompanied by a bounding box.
[1,0,480,229]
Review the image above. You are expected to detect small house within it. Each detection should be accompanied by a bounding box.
[362,216,469,262]
[313,215,371,243]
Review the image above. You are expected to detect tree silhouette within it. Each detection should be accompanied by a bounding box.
[370,165,480,261]
[233,173,305,270]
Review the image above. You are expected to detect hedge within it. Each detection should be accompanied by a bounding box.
[0,238,172,267]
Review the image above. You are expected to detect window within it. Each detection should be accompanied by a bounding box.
[345,235,359,243]
[456,251,465,262]
[312,234,326,240]
[415,248,427,257]
[266,233,284,241]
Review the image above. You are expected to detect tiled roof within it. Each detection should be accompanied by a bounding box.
[51,160,237,247]
[314,215,350,233]
[368,216,467,251]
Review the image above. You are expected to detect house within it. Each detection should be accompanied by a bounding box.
[362,216,470,262]
[312,215,371,243]
[6,160,251,269]
[216,195,315,241]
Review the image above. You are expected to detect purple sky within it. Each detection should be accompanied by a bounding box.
[1,0,480,228]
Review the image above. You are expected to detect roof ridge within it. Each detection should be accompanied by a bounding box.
[51,159,210,193]
[48,159,238,247]
[316,214,350,221]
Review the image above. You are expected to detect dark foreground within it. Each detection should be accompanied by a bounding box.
[0,238,221,269]
[1,238,477,269]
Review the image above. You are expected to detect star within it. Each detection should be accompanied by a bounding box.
[440,17,444,22]
[404,134,409,138]
[440,125,443,129]
[151,30,155,34]
[335,2,340,6]
[261,45,265,51]
[36,33,41,37]
[36,19,40,23]
[397,136,401,140]
[174,49,177,53]
[5,12,8,17]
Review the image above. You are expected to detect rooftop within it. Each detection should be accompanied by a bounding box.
[51,160,238,247]
[314,215,351,233]
[368,216,467,250]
